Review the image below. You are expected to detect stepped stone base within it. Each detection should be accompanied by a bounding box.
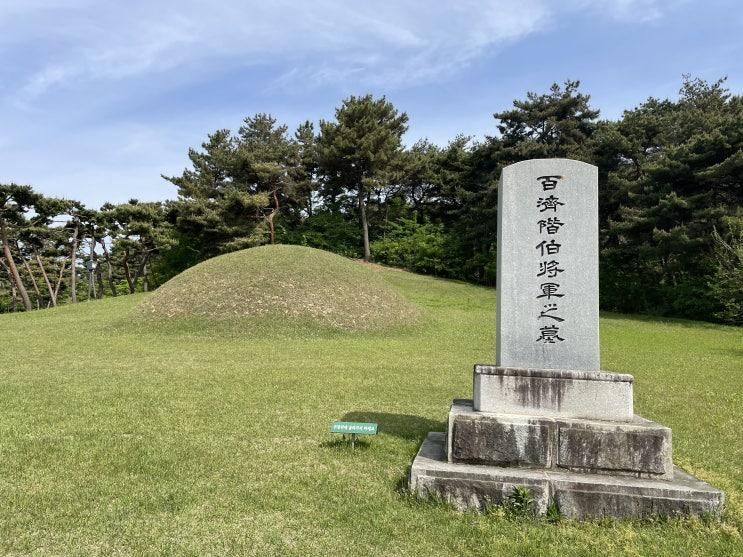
[410,433,724,519]
[448,400,673,480]
[473,365,634,421]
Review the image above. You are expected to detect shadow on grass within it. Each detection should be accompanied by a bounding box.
[713,348,743,358]
[319,437,373,451]
[340,411,446,441]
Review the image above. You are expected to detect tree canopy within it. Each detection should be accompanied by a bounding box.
[2,77,741,324]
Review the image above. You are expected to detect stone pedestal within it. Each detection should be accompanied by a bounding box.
[410,432,724,519]
[409,375,724,519]
[448,400,672,480]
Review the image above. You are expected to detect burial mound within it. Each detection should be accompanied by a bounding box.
[136,245,417,331]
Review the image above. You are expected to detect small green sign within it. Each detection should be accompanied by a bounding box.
[330,422,378,435]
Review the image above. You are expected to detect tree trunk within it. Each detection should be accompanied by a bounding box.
[122,249,136,293]
[70,223,79,303]
[87,239,96,301]
[36,253,57,307]
[0,220,33,311]
[267,189,280,245]
[358,188,371,262]
[307,192,314,218]
[54,260,67,302]
[0,259,15,312]
[132,251,151,290]
[143,263,148,292]
[18,246,41,309]
[101,240,117,297]
[95,253,104,298]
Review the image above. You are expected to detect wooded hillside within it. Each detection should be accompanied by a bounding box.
[2,77,741,324]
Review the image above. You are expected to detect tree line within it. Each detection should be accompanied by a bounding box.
[0,191,172,310]
[1,76,741,324]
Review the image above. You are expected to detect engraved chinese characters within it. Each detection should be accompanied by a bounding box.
[535,175,566,344]
[495,159,599,371]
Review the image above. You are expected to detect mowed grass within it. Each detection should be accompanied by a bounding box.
[1,264,742,556]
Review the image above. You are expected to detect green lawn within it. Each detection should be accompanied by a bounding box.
[1,266,742,556]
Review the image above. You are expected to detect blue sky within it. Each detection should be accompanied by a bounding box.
[1,0,741,207]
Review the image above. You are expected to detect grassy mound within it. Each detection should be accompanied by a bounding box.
[136,245,418,331]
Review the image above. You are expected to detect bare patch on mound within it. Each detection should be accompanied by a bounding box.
[136,245,418,331]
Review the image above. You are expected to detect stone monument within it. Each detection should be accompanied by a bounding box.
[409,159,724,518]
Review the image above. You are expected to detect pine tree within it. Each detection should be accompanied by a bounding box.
[0,184,41,311]
[318,95,408,261]
[494,80,599,162]
[599,77,743,318]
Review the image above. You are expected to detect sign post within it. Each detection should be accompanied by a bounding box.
[330,421,378,449]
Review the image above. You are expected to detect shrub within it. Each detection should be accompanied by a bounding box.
[371,217,451,275]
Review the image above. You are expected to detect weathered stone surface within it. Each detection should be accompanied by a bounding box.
[495,159,599,372]
[552,470,721,520]
[448,400,673,479]
[449,410,550,467]
[473,365,634,421]
[557,418,672,479]
[412,433,550,513]
[410,433,724,519]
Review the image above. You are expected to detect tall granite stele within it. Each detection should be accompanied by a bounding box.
[409,159,724,519]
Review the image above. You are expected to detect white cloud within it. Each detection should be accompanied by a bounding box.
[572,0,680,22]
[1,0,555,101]
[1,0,679,102]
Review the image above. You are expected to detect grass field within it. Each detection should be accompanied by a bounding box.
[1,261,742,556]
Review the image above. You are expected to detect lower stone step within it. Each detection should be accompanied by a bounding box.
[410,432,724,519]
[448,399,673,480]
